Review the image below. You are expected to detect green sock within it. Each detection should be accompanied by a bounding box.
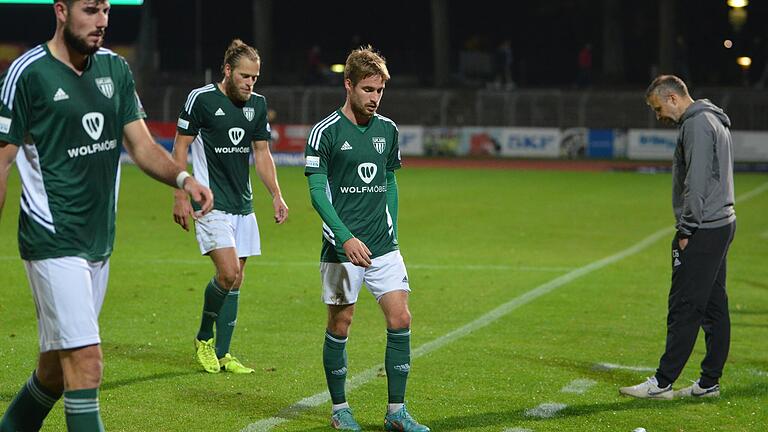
[385,328,411,404]
[0,372,61,431]
[64,388,104,432]
[196,278,227,341]
[323,330,348,404]
[215,288,240,358]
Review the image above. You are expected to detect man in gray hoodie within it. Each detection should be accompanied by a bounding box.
[620,75,736,400]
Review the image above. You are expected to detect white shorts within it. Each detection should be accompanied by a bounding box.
[195,209,261,257]
[320,250,411,305]
[23,257,109,352]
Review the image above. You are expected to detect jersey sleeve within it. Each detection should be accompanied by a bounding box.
[252,97,271,141]
[304,127,331,176]
[118,58,146,126]
[0,71,30,145]
[176,91,203,136]
[386,123,402,171]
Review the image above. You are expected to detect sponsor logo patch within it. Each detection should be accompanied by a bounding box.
[82,112,104,141]
[177,118,190,129]
[357,162,377,184]
[215,108,226,116]
[228,127,245,145]
[341,141,353,151]
[305,155,320,168]
[0,116,11,134]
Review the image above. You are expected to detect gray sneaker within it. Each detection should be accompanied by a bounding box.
[619,376,673,400]
[675,380,720,398]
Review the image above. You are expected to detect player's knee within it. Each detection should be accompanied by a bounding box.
[36,366,64,394]
[217,269,241,290]
[66,346,104,389]
[388,311,411,329]
[328,316,353,336]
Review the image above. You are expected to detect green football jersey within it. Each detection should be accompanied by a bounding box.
[177,84,271,215]
[0,44,145,261]
[304,110,401,263]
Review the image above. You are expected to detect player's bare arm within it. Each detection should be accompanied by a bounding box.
[171,133,196,231]
[252,139,288,224]
[0,142,19,221]
[122,119,213,214]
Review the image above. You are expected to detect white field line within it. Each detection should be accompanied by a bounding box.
[560,378,597,394]
[239,181,768,432]
[593,362,656,372]
[524,402,568,419]
[503,428,534,432]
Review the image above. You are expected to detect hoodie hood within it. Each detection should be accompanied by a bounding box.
[679,99,731,128]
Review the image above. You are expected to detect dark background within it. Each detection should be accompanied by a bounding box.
[1,0,767,88]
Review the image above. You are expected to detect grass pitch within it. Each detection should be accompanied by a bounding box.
[1,163,766,431]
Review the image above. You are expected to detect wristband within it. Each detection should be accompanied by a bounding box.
[176,171,191,189]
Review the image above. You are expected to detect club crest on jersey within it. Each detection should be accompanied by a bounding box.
[357,162,377,184]
[228,127,245,145]
[372,137,386,154]
[82,112,104,141]
[95,77,114,99]
[243,107,255,121]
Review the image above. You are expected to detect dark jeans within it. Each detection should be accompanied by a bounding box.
[656,221,736,387]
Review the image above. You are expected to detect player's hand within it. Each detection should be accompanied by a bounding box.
[343,237,372,268]
[172,190,194,231]
[183,177,214,217]
[678,237,688,250]
[273,194,289,224]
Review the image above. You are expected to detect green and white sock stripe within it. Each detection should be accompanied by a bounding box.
[211,277,228,296]
[64,396,100,415]
[26,375,59,408]
[325,331,348,344]
[386,328,411,337]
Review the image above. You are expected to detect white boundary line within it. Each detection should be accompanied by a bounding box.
[240,181,768,432]
[560,378,597,394]
[524,402,568,419]
[593,362,656,372]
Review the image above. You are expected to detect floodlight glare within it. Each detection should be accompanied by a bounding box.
[736,56,752,67]
[727,0,748,8]
[330,64,345,74]
[723,39,733,48]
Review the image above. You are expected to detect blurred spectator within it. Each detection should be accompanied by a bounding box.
[492,39,515,90]
[576,43,593,88]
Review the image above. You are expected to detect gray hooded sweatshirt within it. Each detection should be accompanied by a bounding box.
[673,99,736,237]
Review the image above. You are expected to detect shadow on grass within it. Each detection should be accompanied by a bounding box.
[102,370,198,391]
[423,383,768,430]
[101,341,195,369]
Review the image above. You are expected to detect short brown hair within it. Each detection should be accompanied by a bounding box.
[646,75,690,99]
[344,45,389,86]
[221,39,260,74]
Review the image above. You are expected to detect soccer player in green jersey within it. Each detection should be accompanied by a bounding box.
[172,39,289,374]
[304,46,430,432]
[0,1,213,431]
